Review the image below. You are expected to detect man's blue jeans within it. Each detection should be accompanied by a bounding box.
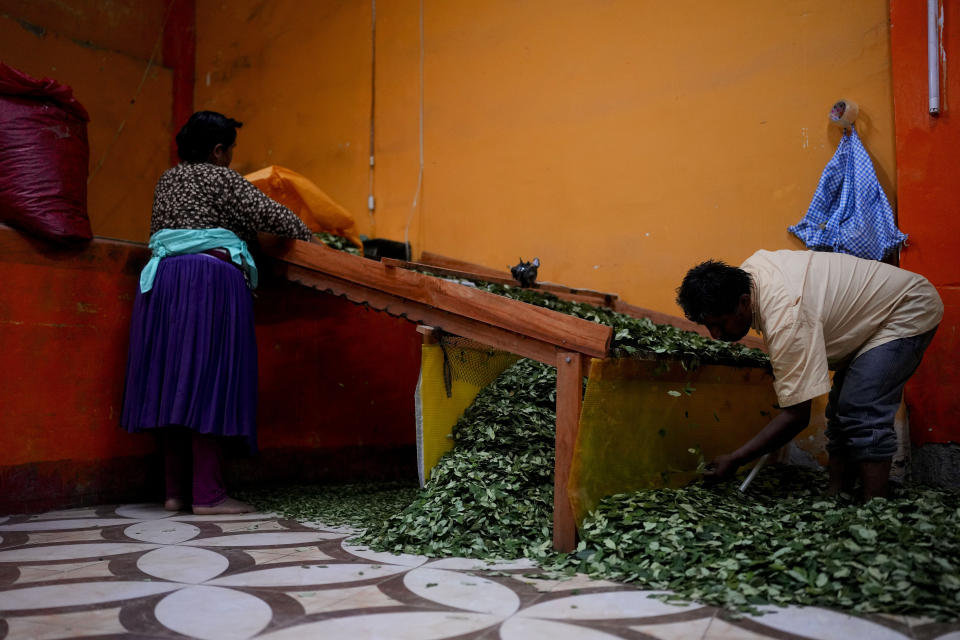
[825,328,938,462]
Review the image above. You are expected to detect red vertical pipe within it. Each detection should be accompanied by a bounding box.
[162,0,196,166]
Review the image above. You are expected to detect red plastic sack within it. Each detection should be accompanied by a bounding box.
[0,63,92,242]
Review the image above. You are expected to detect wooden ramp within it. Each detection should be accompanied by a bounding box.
[259,234,612,550]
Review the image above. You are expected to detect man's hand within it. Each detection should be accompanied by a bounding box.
[702,400,812,485]
[703,453,741,482]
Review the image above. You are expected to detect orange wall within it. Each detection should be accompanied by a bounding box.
[0,1,172,242]
[194,0,374,232]
[195,1,896,315]
[0,0,167,60]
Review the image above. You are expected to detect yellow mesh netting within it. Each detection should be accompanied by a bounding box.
[568,357,778,525]
[416,337,519,486]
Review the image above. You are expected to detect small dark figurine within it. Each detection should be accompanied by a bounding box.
[510,257,540,288]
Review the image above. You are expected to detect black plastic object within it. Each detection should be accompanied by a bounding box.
[510,257,540,287]
[363,238,410,261]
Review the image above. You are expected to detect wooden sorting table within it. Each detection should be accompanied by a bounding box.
[258,234,763,551]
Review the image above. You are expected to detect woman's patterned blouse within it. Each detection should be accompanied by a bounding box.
[151,162,313,244]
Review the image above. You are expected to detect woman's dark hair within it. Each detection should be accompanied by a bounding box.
[175,111,243,162]
[676,259,752,323]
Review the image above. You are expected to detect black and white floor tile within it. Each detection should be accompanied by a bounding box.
[1,506,957,639]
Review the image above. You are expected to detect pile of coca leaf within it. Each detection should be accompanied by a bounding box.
[238,482,418,530]
[250,355,960,620]
[314,231,362,255]
[466,280,767,367]
[555,465,960,619]
[356,356,960,620]
[358,359,559,559]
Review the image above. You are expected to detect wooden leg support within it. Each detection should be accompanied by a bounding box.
[416,325,440,344]
[554,350,583,552]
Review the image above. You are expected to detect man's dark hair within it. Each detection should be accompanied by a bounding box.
[676,259,752,323]
[175,111,243,162]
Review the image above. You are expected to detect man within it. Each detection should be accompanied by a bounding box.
[675,250,942,499]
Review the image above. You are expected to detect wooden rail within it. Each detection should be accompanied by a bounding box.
[418,251,509,280]
[278,263,565,365]
[261,236,611,359]
[385,257,619,307]
[419,250,766,352]
[417,252,620,307]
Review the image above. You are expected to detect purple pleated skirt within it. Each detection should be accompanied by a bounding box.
[121,254,258,450]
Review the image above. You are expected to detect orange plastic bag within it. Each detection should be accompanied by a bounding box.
[245,165,362,248]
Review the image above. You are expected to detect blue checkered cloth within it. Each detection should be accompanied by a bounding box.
[789,127,906,260]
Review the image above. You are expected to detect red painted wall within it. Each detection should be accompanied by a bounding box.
[0,225,420,513]
[891,0,960,445]
[162,0,196,164]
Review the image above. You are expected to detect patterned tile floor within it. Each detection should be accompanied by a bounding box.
[1,505,958,639]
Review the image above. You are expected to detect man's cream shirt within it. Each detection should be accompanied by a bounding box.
[740,250,943,408]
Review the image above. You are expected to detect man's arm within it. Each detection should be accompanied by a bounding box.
[704,399,812,480]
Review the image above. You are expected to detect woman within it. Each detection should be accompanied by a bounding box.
[122,111,313,514]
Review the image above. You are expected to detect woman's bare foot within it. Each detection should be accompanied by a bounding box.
[192,496,255,515]
[164,497,186,512]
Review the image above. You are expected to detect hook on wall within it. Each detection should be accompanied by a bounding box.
[829,99,859,132]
